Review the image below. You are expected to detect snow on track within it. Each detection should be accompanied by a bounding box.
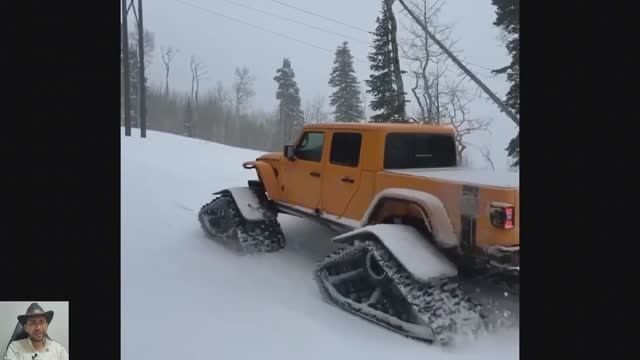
[121,129,518,359]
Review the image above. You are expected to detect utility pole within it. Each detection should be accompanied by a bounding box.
[386,0,406,121]
[121,0,131,136]
[137,0,147,138]
[397,0,519,126]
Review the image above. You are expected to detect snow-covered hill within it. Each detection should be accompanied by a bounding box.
[121,129,518,360]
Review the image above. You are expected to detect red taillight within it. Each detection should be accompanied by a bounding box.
[490,203,515,229]
[504,207,514,229]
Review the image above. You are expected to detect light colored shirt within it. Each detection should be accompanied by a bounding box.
[4,337,68,360]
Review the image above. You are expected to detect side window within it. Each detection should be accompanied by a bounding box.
[384,133,457,168]
[294,132,324,162]
[330,132,362,167]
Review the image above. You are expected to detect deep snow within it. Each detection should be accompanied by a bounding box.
[121,129,518,359]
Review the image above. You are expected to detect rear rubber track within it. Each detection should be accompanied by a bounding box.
[313,239,485,345]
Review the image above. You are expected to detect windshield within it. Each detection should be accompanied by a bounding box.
[384,133,457,169]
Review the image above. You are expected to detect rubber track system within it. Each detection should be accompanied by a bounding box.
[313,238,484,346]
[198,190,285,253]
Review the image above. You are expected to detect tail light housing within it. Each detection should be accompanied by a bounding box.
[490,203,515,229]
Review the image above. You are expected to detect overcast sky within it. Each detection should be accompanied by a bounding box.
[138,0,517,169]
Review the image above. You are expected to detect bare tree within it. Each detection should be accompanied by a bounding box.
[441,81,491,161]
[190,55,208,106]
[400,0,454,124]
[212,81,230,141]
[184,96,194,138]
[214,81,228,105]
[232,66,255,145]
[304,100,314,124]
[466,142,496,170]
[160,46,179,96]
[479,145,495,170]
[232,66,255,119]
[399,1,490,155]
[305,95,327,123]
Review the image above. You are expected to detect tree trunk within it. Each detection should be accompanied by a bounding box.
[137,0,147,138]
[121,0,131,136]
[411,72,425,122]
[165,67,169,97]
[419,0,434,123]
[434,66,441,125]
[420,60,434,123]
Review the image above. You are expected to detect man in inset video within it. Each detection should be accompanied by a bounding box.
[4,303,68,360]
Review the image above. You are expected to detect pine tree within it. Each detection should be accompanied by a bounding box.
[329,42,363,122]
[492,0,519,167]
[274,58,305,144]
[366,0,406,122]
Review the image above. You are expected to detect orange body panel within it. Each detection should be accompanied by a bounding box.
[320,129,366,216]
[243,160,284,201]
[250,122,519,250]
[372,172,518,247]
[342,171,376,220]
[284,158,323,209]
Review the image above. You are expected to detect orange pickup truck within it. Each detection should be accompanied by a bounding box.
[199,122,519,345]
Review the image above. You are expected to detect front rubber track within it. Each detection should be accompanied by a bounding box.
[198,191,285,253]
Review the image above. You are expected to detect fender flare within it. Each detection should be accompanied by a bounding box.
[242,161,283,200]
[360,188,458,248]
[332,224,458,281]
[214,187,278,221]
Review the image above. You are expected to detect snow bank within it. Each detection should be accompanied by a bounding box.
[121,129,518,359]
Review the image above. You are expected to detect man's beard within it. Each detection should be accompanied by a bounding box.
[30,333,46,342]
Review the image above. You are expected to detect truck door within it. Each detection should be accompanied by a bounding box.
[321,131,363,217]
[283,131,326,210]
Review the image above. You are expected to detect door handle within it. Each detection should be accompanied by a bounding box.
[310,171,321,177]
[341,176,354,183]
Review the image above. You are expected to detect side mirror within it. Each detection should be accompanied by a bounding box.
[283,145,295,160]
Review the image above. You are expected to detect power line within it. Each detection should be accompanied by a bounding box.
[264,0,498,76]
[270,0,372,34]
[218,0,369,45]
[174,0,334,55]
[463,59,497,73]
[457,61,497,80]
[397,0,518,125]
[172,0,368,63]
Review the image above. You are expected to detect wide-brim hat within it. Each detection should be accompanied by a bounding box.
[17,303,54,325]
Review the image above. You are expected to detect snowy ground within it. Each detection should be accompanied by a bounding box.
[121,129,518,359]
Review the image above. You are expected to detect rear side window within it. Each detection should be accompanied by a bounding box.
[330,132,362,167]
[384,133,457,169]
[294,132,324,162]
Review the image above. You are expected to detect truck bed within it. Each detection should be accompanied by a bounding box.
[384,167,519,188]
